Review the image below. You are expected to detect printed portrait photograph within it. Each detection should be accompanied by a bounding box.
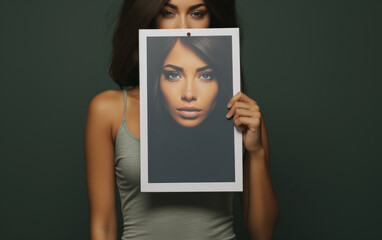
[139,28,242,192]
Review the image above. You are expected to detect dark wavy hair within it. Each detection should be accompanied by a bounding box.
[109,0,246,93]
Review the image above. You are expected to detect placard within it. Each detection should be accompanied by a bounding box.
[139,28,242,192]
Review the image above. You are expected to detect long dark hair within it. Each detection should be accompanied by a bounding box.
[109,0,246,93]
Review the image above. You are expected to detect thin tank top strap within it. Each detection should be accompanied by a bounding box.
[122,89,127,121]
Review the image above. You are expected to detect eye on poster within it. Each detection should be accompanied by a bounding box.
[139,28,242,192]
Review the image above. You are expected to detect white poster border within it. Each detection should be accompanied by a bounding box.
[139,28,242,192]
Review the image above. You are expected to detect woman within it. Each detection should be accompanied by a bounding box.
[85,0,280,239]
[147,35,236,183]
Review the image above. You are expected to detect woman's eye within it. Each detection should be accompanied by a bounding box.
[199,72,215,80]
[159,9,175,17]
[191,11,206,18]
[163,71,181,80]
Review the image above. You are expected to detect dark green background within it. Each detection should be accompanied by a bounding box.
[1,0,381,239]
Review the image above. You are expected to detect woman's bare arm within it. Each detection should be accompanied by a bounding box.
[85,91,118,240]
[241,115,280,239]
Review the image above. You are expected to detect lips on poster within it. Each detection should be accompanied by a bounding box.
[139,28,242,192]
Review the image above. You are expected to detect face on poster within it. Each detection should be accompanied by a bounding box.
[139,28,242,192]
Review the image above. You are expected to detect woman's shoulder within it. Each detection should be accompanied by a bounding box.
[88,90,122,114]
[89,89,122,103]
[86,90,124,127]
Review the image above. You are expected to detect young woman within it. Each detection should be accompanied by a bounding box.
[85,0,280,239]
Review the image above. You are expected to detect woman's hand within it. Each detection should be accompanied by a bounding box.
[226,91,263,155]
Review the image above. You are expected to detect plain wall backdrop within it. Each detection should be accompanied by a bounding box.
[0,0,381,239]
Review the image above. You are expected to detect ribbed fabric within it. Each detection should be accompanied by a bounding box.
[114,89,236,240]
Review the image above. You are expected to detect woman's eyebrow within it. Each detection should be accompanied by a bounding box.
[163,64,183,72]
[196,66,211,72]
[164,3,177,10]
[189,4,207,11]
[163,3,206,11]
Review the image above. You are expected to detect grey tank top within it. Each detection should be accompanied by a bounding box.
[114,89,236,240]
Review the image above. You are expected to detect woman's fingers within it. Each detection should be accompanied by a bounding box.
[233,115,261,132]
[226,98,260,119]
[227,91,257,108]
[226,102,250,118]
[227,92,264,152]
[226,91,262,132]
[227,107,256,119]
